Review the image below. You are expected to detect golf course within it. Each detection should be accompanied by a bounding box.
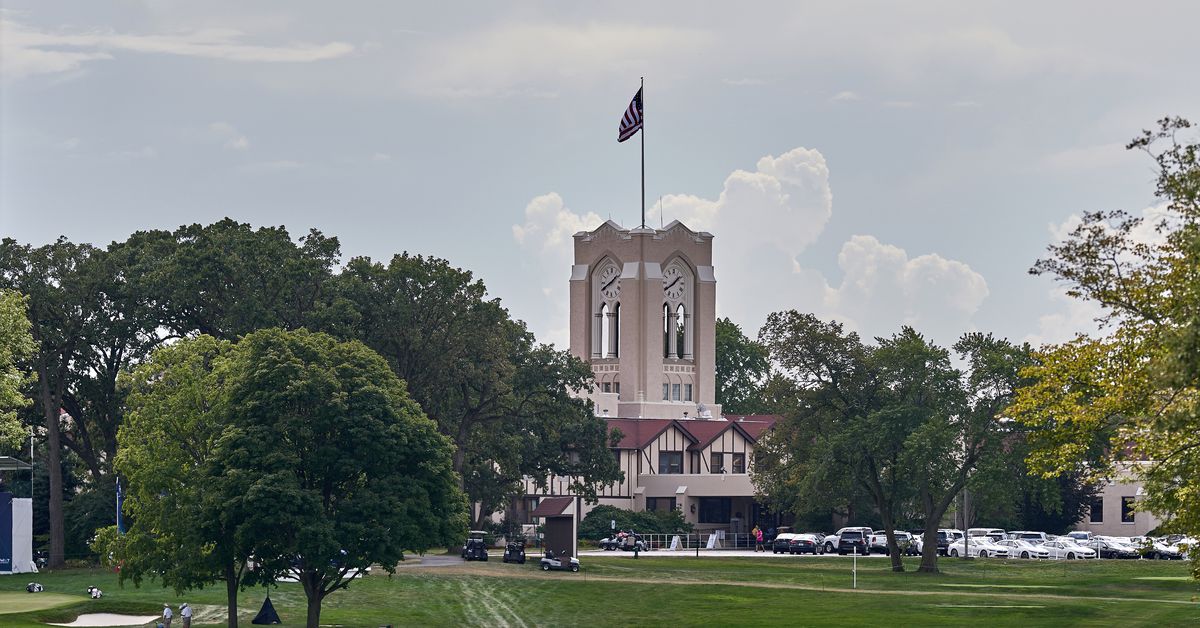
[0,555,1195,627]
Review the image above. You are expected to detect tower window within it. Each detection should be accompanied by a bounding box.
[663,383,669,401]
[684,383,692,401]
[672,383,681,401]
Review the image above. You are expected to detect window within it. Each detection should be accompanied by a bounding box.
[732,453,746,474]
[663,383,670,401]
[689,451,699,474]
[658,451,682,474]
[647,497,676,512]
[672,383,681,401]
[602,382,611,393]
[1089,497,1104,523]
[698,497,731,524]
[1121,496,1136,523]
[614,381,620,394]
[710,452,725,473]
[522,497,539,524]
[684,383,693,401]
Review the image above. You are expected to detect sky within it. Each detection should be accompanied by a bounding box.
[3,1,1198,352]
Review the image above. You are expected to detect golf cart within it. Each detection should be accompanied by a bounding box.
[539,549,580,572]
[461,530,489,561]
[502,538,527,564]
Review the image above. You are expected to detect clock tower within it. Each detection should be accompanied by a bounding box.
[568,220,720,420]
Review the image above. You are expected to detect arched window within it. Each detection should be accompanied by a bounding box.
[599,303,610,359]
[675,304,686,359]
[662,303,671,358]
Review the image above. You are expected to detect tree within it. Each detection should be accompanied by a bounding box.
[110,335,254,626]
[754,312,1031,573]
[216,328,467,628]
[715,317,770,414]
[754,312,919,572]
[1012,117,1200,575]
[0,238,100,567]
[317,254,620,526]
[0,290,35,450]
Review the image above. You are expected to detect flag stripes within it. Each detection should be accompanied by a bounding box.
[618,87,643,142]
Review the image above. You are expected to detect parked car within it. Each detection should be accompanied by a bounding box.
[787,533,822,555]
[968,528,1007,542]
[1009,530,1051,544]
[869,530,917,555]
[821,527,873,554]
[995,538,1050,559]
[1130,536,1183,560]
[947,537,1009,558]
[834,530,870,556]
[772,533,797,554]
[910,530,954,556]
[1040,540,1096,560]
[1065,531,1093,543]
[1086,538,1141,559]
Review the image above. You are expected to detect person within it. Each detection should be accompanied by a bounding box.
[162,603,173,628]
[755,526,765,552]
[180,602,192,628]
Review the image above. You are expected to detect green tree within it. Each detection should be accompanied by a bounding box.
[111,335,256,626]
[217,328,466,628]
[754,313,919,572]
[754,312,1031,573]
[1012,117,1200,575]
[0,290,35,450]
[317,254,620,526]
[715,317,770,414]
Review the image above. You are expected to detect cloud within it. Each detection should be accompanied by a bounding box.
[208,121,250,151]
[407,22,711,98]
[0,18,353,80]
[514,147,990,348]
[1042,141,1138,173]
[830,90,860,102]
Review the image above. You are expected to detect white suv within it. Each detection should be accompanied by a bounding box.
[821,527,874,554]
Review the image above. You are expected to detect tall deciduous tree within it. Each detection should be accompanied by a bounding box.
[216,328,466,628]
[714,317,770,414]
[109,335,254,627]
[1012,117,1200,575]
[317,254,620,526]
[0,290,35,450]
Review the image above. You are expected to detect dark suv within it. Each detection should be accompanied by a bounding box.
[911,530,952,556]
[836,530,869,555]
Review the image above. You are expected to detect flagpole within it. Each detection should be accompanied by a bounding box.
[640,76,645,228]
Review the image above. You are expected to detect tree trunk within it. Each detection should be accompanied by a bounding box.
[879,514,903,573]
[39,375,65,569]
[918,527,940,573]
[305,593,322,628]
[224,562,239,628]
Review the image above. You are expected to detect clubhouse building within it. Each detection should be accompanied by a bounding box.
[513,220,778,534]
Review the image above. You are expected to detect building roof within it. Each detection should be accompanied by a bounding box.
[606,415,779,450]
[530,496,575,518]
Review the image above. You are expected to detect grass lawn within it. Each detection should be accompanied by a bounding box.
[0,556,1194,627]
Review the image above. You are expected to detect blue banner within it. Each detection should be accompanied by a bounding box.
[0,492,12,572]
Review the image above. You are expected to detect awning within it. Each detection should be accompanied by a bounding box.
[0,457,32,472]
[530,496,575,518]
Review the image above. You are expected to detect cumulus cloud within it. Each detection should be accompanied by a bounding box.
[514,147,991,348]
[830,90,860,102]
[0,18,353,81]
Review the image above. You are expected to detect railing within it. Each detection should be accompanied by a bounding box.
[597,531,763,551]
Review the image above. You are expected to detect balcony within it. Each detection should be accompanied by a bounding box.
[638,472,754,497]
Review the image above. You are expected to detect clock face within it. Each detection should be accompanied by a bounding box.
[599,265,621,299]
[663,265,686,301]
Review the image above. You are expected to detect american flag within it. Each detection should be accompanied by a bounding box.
[617,87,643,142]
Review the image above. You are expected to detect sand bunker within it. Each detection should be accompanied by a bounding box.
[47,613,158,627]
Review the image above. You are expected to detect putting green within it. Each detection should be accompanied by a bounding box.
[1132,576,1193,581]
[0,591,80,614]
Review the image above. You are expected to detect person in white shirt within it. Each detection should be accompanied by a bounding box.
[162,603,173,628]
[181,602,193,628]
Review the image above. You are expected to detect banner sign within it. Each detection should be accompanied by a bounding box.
[0,492,12,572]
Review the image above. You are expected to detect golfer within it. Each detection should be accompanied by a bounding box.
[162,603,173,628]
[181,602,193,628]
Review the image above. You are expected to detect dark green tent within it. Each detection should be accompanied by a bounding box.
[251,595,281,624]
